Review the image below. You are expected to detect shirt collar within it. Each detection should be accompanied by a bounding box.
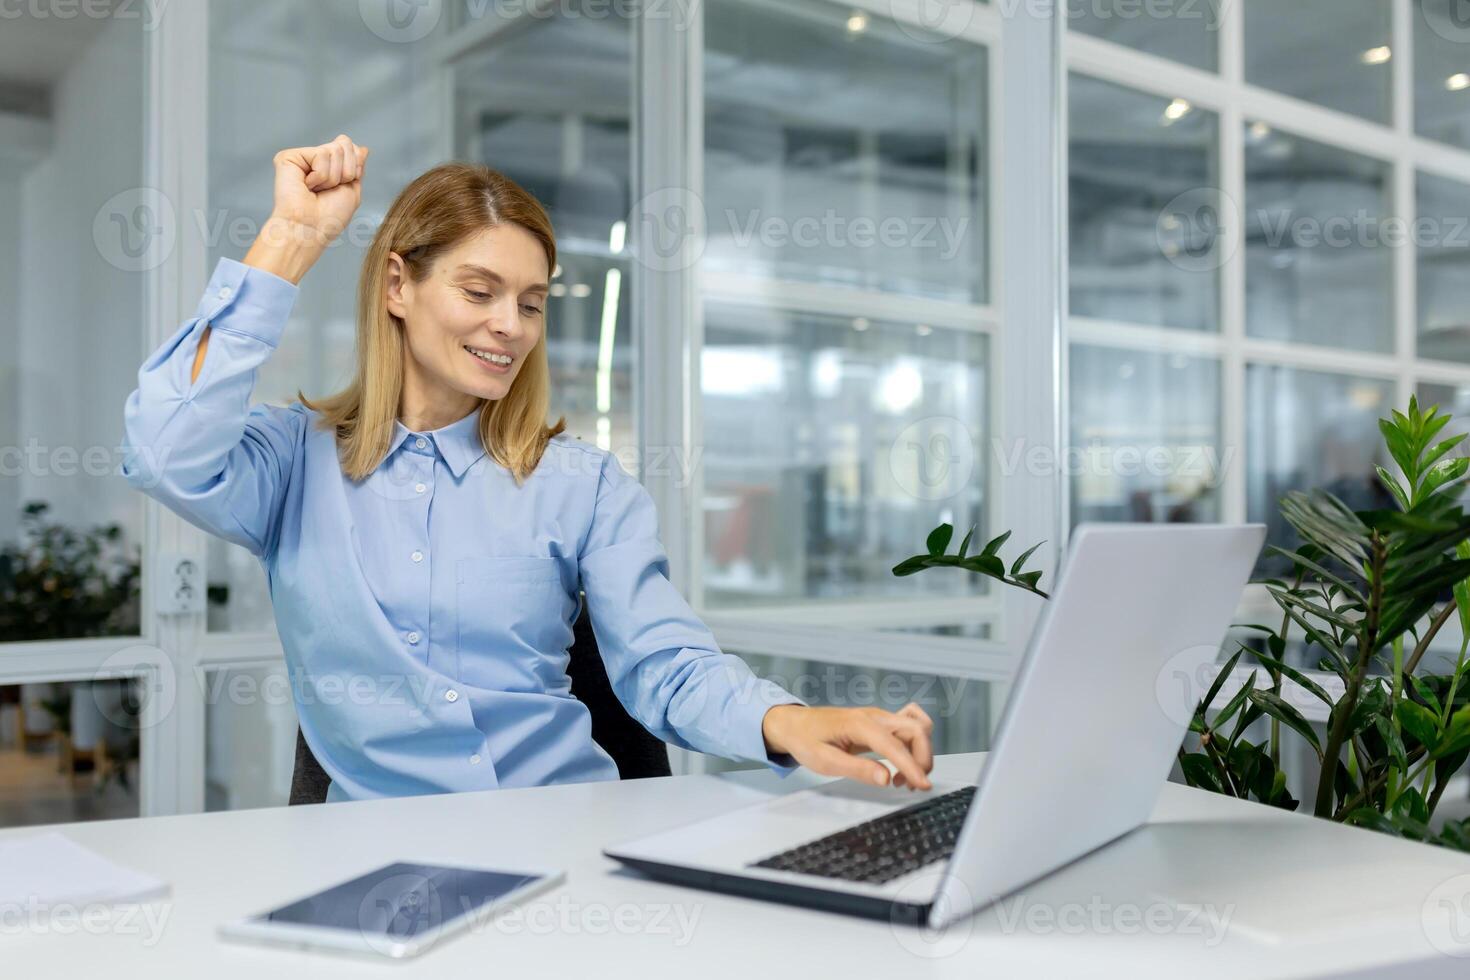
[389,406,487,479]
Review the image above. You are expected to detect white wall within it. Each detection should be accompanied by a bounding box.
[17,16,144,535]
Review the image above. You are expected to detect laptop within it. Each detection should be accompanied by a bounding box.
[605,523,1266,929]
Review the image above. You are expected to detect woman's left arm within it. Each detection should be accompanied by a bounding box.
[577,451,935,790]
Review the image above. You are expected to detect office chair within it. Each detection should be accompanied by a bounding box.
[288,598,672,804]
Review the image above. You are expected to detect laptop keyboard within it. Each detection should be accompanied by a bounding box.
[749,785,976,886]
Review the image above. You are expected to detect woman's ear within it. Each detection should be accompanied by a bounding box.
[385,250,409,321]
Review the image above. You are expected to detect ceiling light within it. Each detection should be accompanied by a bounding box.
[1162,99,1192,124]
[1449,73,1470,91]
[1361,46,1392,65]
[846,10,868,34]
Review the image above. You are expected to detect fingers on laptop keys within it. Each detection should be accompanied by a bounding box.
[812,704,934,791]
[858,705,933,791]
[890,702,936,787]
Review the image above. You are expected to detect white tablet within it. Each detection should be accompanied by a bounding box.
[218,861,565,960]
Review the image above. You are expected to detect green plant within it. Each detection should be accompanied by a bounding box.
[0,501,141,640]
[894,397,1470,853]
[892,525,1049,598]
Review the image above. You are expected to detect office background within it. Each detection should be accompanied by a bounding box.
[1,0,1468,826]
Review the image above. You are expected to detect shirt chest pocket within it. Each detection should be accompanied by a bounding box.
[454,557,576,694]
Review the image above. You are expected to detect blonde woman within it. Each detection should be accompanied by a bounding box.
[122,135,934,803]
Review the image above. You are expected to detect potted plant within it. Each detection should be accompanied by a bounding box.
[895,396,1470,852]
[1,501,143,789]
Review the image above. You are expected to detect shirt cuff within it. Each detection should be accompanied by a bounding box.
[193,256,299,347]
[728,677,807,777]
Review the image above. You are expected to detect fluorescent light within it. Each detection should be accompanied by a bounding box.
[879,361,923,414]
[596,269,621,414]
[1162,99,1192,124]
[1361,46,1392,65]
[570,283,592,298]
[1449,73,1470,91]
[703,348,784,396]
[608,220,626,254]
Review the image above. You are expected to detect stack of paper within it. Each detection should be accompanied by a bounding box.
[0,831,169,911]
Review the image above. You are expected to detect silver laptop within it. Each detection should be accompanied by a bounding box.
[605,523,1266,929]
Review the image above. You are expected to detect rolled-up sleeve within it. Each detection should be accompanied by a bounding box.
[121,257,305,558]
[577,451,805,773]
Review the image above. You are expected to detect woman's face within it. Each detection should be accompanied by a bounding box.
[386,223,550,405]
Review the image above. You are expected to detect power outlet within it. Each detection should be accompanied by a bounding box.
[157,553,205,616]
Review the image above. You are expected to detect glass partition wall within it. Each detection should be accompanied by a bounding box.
[0,0,1059,818]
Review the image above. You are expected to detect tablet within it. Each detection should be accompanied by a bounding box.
[218,861,565,959]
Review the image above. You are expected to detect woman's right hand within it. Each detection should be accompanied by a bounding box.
[244,135,370,284]
[271,134,370,242]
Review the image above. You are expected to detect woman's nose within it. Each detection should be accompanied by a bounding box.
[488,297,523,339]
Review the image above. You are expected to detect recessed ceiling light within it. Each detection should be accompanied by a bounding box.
[1361,46,1392,65]
[1449,73,1470,91]
[846,10,868,34]
[1162,99,1192,124]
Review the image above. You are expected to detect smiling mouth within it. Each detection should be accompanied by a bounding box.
[464,345,514,370]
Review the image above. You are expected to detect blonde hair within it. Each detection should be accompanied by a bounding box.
[300,162,566,485]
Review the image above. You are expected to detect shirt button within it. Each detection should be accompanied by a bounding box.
[415,437,428,450]
[415,482,427,494]
[218,285,233,300]
[445,689,459,703]
[470,754,481,765]
[406,631,420,644]
[411,550,424,563]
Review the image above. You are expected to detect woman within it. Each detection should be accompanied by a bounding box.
[122,134,935,803]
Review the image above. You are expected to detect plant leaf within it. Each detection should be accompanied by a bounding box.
[1250,689,1323,759]
[926,523,953,557]
[1395,699,1441,751]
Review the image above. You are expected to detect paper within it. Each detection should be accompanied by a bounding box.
[0,831,169,911]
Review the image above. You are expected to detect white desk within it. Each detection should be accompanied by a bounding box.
[4,752,1468,978]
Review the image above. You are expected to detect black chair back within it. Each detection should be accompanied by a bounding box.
[289,599,671,804]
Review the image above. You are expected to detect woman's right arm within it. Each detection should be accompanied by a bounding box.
[121,136,369,558]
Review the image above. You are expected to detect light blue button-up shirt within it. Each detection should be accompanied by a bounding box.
[121,257,802,802]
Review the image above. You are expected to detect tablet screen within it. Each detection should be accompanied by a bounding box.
[258,862,542,940]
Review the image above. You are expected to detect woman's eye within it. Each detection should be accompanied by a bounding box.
[463,289,491,301]
[521,304,544,316]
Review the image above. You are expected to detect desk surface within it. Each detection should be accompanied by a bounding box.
[4,752,1469,978]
